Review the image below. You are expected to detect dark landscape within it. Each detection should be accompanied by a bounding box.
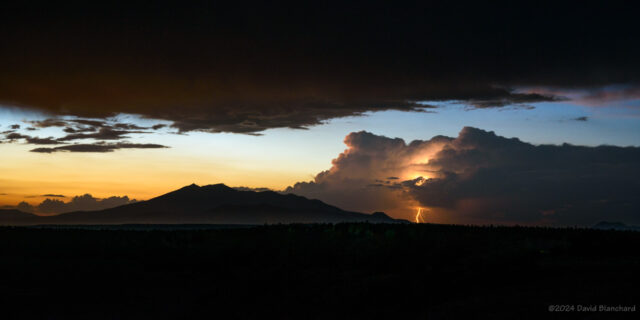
[0,223,638,319]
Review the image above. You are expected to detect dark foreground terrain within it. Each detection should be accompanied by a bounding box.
[0,224,638,319]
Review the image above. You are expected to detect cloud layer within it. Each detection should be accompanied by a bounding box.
[1,118,169,153]
[30,143,167,153]
[11,194,136,215]
[1,2,638,133]
[287,128,640,226]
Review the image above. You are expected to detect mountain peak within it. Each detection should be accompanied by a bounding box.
[176,183,233,192]
[158,183,234,199]
[0,184,399,225]
[203,183,233,190]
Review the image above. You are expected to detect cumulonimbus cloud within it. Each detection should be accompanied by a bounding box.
[286,128,640,226]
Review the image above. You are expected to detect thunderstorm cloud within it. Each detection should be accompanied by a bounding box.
[287,128,640,226]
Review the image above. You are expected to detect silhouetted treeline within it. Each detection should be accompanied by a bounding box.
[0,223,638,319]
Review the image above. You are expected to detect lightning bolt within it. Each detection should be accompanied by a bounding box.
[415,207,424,223]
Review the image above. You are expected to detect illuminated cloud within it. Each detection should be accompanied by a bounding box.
[286,131,452,214]
[287,128,640,226]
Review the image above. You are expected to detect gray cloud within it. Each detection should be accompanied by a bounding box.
[4,118,168,152]
[70,119,106,127]
[63,126,98,133]
[113,123,147,130]
[37,194,135,214]
[28,119,68,128]
[11,194,136,215]
[465,92,561,109]
[16,201,35,213]
[28,118,154,137]
[4,132,28,141]
[30,142,168,153]
[24,136,62,145]
[57,127,146,141]
[233,186,273,192]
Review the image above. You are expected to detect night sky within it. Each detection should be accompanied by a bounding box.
[1,2,639,224]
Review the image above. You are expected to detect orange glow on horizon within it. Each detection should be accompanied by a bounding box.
[0,143,310,208]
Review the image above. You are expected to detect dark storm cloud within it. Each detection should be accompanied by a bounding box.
[30,142,168,153]
[287,128,640,226]
[573,116,589,122]
[1,2,638,133]
[406,128,640,225]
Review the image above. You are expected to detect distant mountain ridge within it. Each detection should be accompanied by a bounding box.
[593,221,640,232]
[0,184,399,225]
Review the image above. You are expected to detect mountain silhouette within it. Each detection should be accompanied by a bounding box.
[0,209,38,223]
[0,184,399,225]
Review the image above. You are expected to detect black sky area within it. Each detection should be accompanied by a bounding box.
[1,1,639,133]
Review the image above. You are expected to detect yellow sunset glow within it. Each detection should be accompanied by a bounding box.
[0,142,318,207]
